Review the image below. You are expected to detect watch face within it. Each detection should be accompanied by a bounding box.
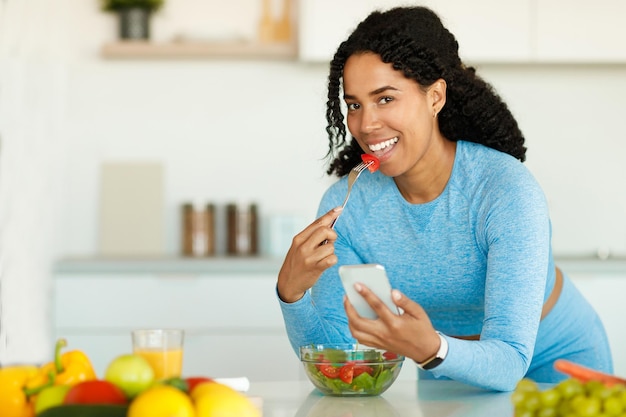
[422,357,444,370]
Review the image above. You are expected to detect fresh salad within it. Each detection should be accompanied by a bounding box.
[301,346,403,396]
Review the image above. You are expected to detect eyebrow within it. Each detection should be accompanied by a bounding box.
[344,85,400,100]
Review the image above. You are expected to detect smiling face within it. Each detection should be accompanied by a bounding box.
[342,52,452,196]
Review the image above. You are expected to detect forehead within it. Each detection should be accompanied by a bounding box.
[342,52,415,95]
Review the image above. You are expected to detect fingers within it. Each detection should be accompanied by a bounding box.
[323,206,344,224]
[343,284,397,347]
[292,207,343,247]
[353,283,401,319]
[390,289,428,319]
[345,288,435,360]
[304,207,343,236]
[343,295,378,346]
[276,208,343,303]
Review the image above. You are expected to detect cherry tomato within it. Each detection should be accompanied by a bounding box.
[319,365,340,379]
[315,357,330,371]
[339,363,354,384]
[361,154,380,172]
[63,380,128,405]
[383,351,398,361]
[185,376,214,393]
[353,364,374,377]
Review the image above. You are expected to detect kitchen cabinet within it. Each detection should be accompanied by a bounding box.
[298,0,626,64]
[562,258,626,377]
[298,0,533,63]
[421,0,532,63]
[535,0,626,63]
[54,257,625,382]
[53,258,304,382]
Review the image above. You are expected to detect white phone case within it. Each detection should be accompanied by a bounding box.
[339,264,399,319]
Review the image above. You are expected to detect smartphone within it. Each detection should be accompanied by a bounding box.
[339,264,399,319]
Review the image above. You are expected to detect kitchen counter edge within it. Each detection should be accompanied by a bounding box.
[53,256,626,275]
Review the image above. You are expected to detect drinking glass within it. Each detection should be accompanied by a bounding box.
[132,328,184,379]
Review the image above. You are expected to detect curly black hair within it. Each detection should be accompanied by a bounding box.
[325,6,526,177]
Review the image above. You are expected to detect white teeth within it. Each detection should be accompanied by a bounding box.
[369,137,398,152]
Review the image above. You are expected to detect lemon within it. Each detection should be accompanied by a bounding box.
[191,382,260,417]
[128,385,195,417]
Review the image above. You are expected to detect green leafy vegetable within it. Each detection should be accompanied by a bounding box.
[301,346,403,396]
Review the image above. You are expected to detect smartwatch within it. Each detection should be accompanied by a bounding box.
[417,332,448,370]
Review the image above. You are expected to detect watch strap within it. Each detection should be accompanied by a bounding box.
[417,331,448,370]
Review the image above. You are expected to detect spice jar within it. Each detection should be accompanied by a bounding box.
[249,204,259,255]
[226,203,259,256]
[181,203,214,257]
[205,203,216,256]
[226,203,239,255]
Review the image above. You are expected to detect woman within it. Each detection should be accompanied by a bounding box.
[276,6,612,391]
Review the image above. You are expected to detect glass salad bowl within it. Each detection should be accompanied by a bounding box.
[300,344,404,396]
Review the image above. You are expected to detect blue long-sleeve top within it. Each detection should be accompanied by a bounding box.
[278,141,612,391]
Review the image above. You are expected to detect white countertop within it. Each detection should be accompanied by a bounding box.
[248,380,516,417]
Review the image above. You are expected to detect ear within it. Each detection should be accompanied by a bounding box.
[429,79,447,117]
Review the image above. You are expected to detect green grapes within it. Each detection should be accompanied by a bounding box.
[512,378,626,417]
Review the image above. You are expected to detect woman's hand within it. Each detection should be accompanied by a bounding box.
[344,285,441,364]
[277,207,343,303]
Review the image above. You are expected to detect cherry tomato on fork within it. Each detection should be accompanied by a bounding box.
[361,154,380,172]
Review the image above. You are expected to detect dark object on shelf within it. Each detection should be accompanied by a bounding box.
[249,204,259,255]
[181,203,215,257]
[100,0,164,40]
[205,203,216,255]
[226,203,259,256]
[226,203,238,256]
[119,7,151,40]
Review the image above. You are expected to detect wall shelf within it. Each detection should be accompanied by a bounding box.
[101,41,298,60]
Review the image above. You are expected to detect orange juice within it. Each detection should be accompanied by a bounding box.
[134,348,183,380]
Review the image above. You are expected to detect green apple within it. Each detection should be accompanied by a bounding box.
[104,354,155,399]
[34,384,71,414]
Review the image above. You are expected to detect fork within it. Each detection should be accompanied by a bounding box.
[329,160,373,230]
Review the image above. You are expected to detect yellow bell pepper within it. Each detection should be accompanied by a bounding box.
[26,338,97,390]
[0,365,40,417]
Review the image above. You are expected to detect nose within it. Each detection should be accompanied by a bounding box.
[359,105,382,133]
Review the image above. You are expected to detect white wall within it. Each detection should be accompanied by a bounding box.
[477,65,626,257]
[0,0,70,364]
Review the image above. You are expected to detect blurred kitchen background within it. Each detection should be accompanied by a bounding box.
[1,0,626,380]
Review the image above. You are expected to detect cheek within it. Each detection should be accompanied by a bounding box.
[402,108,432,135]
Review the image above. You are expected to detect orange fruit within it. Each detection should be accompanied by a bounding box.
[128,385,194,417]
[191,382,260,417]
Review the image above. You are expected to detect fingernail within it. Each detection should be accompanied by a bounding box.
[392,289,401,301]
[333,206,343,212]
[354,283,363,292]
